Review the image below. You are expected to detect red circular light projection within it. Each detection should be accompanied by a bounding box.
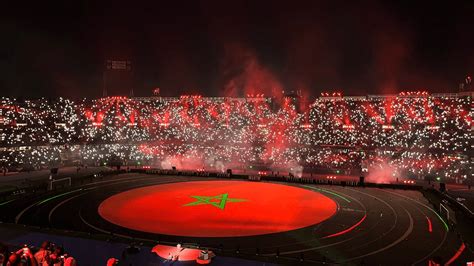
[98,181,337,237]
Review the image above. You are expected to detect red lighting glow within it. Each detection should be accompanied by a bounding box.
[152,244,203,262]
[445,243,466,265]
[98,181,337,237]
[322,214,367,239]
[321,92,342,97]
[426,216,432,233]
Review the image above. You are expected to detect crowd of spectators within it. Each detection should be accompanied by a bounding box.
[0,241,76,266]
[0,93,471,181]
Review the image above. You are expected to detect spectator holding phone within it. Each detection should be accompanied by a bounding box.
[48,246,64,266]
[7,245,37,266]
[33,241,51,266]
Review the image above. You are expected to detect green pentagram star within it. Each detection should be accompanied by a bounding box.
[183,193,247,210]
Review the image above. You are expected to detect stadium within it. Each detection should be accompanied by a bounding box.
[2,1,474,265]
[0,92,472,265]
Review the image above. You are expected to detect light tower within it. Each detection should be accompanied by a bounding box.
[103,60,133,97]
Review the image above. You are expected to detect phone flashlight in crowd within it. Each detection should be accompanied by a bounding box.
[22,245,28,254]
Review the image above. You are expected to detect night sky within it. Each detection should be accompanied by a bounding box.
[2,0,474,98]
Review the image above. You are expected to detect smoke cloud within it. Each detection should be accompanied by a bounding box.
[365,160,400,184]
